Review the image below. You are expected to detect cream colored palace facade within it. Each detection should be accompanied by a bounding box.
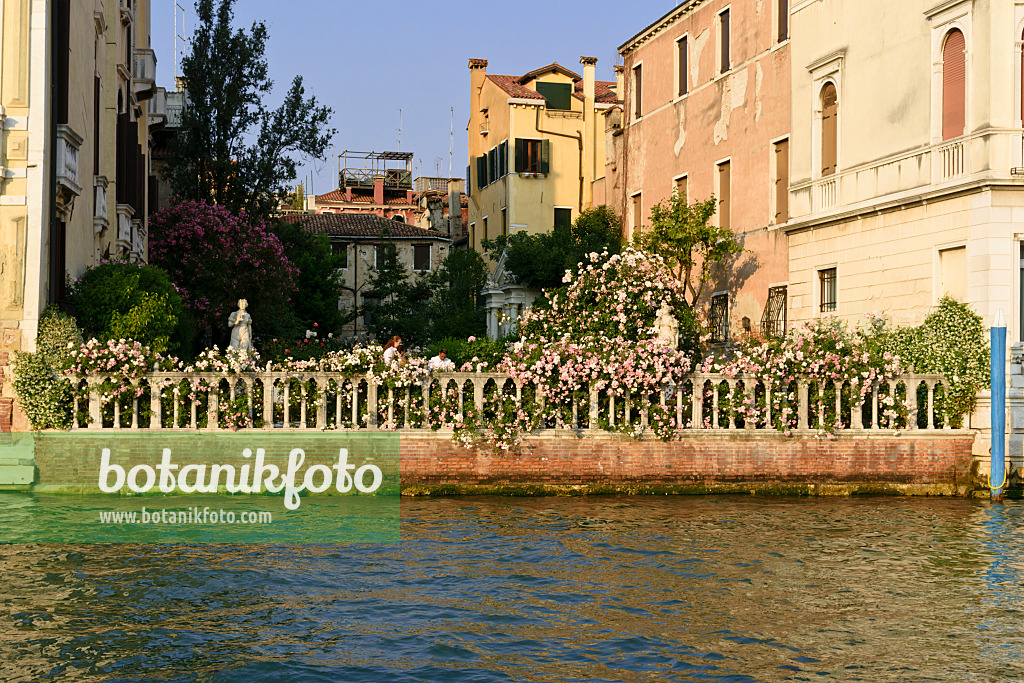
[0,0,161,430]
[786,0,1024,342]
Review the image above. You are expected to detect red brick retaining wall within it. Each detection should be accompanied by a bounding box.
[400,430,976,487]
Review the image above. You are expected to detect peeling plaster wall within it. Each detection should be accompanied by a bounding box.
[617,0,791,332]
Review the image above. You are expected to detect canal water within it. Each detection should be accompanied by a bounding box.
[1,496,1023,682]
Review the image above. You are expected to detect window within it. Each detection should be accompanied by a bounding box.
[633,64,643,119]
[819,268,837,312]
[374,245,385,270]
[820,83,838,176]
[332,242,349,269]
[554,207,572,233]
[942,29,966,141]
[760,286,787,338]
[677,37,689,96]
[361,294,380,326]
[466,165,471,197]
[631,193,642,235]
[391,214,405,223]
[482,216,488,242]
[469,222,475,246]
[938,246,966,300]
[778,0,788,43]
[717,160,731,230]
[536,81,572,110]
[476,155,487,188]
[719,9,731,73]
[498,140,508,178]
[710,293,730,343]
[515,138,550,174]
[413,244,431,272]
[501,207,507,236]
[487,147,497,183]
[675,175,688,201]
[774,139,789,223]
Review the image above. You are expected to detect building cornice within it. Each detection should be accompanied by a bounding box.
[618,0,706,55]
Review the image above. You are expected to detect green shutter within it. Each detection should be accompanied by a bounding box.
[536,81,572,110]
[540,139,551,174]
[466,164,471,196]
[514,139,525,173]
[499,141,507,177]
[476,155,486,188]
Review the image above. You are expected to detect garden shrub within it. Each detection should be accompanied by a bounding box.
[66,261,192,355]
[11,308,82,430]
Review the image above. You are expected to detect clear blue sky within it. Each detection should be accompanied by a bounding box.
[151,1,674,195]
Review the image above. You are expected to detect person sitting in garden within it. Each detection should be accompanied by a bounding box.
[429,349,455,372]
[382,336,402,365]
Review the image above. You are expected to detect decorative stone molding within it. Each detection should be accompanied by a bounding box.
[93,175,109,235]
[55,124,84,220]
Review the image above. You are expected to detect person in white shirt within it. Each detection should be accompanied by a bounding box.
[382,336,402,364]
[428,349,455,372]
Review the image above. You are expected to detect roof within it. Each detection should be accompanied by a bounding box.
[619,0,704,55]
[316,188,416,206]
[281,212,450,240]
[518,62,581,84]
[488,74,620,105]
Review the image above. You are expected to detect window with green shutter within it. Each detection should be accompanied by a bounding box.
[476,155,487,188]
[487,148,497,183]
[498,140,508,178]
[514,139,550,174]
[554,208,572,233]
[535,81,572,111]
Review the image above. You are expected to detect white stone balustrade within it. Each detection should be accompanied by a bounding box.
[64,370,958,434]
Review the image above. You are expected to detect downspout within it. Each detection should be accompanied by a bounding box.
[534,106,584,214]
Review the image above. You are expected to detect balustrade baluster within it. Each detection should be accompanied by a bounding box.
[676,386,684,429]
[264,378,275,430]
[797,381,809,430]
[726,380,737,429]
[692,377,704,430]
[404,387,411,428]
[871,386,879,429]
[712,384,720,429]
[131,380,140,429]
[209,384,220,430]
[625,393,632,427]
[905,378,918,430]
[852,386,864,430]
[926,380,936,429]
[816,383,824,429]
[608,394,615,427]
[300,382,308,429]
[336,380,344,428]
[473,379,484,413]
[833,381,842,429]
[351,380,360,428]
[283,382,291,429]
[150,379,162,429]
[113,391,121,430]
[246,380,254,425]
[744,380,755,430]
[764,382,773,429]
[72,381,80,429]
[572,397,579,429]
[589,386,599,429]
[315,377,327,430]
[88,380,101,429]
[366,380,378,430]
[387,386,395,429]
[172,385,180,429]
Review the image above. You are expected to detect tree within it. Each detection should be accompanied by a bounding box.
[482,205,622,291]
[426,248,488,341]
[66,262,193,355]
[166,0,335,222]
[273,220,347,335]
[149,200,297,350]
[363,242,431,345]
[633,191,743,307]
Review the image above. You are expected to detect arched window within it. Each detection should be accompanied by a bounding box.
[820,83,838,176]
[942,29,966,140]
[391,214,405,223]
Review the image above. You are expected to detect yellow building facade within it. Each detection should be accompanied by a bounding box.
[466,58,619,255]
[0,0,160,431]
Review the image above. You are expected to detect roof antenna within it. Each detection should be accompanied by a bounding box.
[449,107,454,179]
[397,108,403,151]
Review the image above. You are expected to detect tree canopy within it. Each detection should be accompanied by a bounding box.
[166,0,335,222]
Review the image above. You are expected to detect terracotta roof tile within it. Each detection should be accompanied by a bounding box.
[487,74,545,100]
[281,212,450,239]
[314,188,416,206]
[489,73,619,105]
[573,80,620,104]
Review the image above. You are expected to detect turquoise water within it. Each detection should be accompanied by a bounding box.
[1,496,1023,681]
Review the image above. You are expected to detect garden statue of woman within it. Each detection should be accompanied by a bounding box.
[654,302,679,349]
[228,299,253,353]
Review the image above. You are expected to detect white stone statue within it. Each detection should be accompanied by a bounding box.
[654,302,679,349]
[228,299,253,353]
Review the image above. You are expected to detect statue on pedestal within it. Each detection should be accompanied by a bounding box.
[654,302,679,350]
[228,299,253,353]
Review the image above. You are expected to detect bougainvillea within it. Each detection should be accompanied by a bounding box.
[149,200,297,344]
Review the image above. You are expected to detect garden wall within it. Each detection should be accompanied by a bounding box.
[400,430,978,496]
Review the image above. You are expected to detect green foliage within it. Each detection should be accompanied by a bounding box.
[633,191,742,306]
[364,242,432,346]
[482,205,622,291]
[426,248,488,341]
[11,308,82,430]
[426,336,509,368]
[879,297,990,426]
[166,0,335,222]
[273,220,347,335]
[66,262,191,355]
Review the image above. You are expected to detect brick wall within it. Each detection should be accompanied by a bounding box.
[400,430,976,487]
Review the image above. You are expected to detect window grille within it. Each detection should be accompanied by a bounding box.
[819,268,837,312]
[761,286,787,338]
[710,293,730,343]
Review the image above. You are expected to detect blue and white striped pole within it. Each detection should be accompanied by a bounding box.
[991,309,1007,499]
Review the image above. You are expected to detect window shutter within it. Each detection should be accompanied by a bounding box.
[466,164,471,197]
[488,148,496,183]
[775,139,789,222]
[778,0,789,42]
[514,138,525,173]
[678,38,688,96]
[476,155,487,188]
[720,9,730,73]
[499,141,507,177]
[540,139,551,174]
[942,29,966,141]
[718,161,731,231]
[820,84,838,176]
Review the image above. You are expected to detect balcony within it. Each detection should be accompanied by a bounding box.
[94,176,109,235]
[150,88,168,127]
[165,90,186,128]
[116,204,133,252]
[133,48,156,101]
[119,0,133,26]
[131,219,146,261]
[55,124,84,219]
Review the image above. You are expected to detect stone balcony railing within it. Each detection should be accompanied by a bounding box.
[55,125,83,205]
[132,48,156,100]
[65,370,958,434]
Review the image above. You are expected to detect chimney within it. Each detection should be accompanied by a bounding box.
[613,64,625,100]
[468,58,488,159]
[580,56,598,210]
[373,175,384,206]
[448,179,462,237]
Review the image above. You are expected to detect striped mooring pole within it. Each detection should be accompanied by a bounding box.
[991,309,1007,499]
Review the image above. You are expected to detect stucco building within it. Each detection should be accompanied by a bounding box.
[614,0,792,342]
[785,0,1024,345]
[0,0,160,431]
[311,151,422,224]
[280,212,451,338]
[466,58,620,255]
